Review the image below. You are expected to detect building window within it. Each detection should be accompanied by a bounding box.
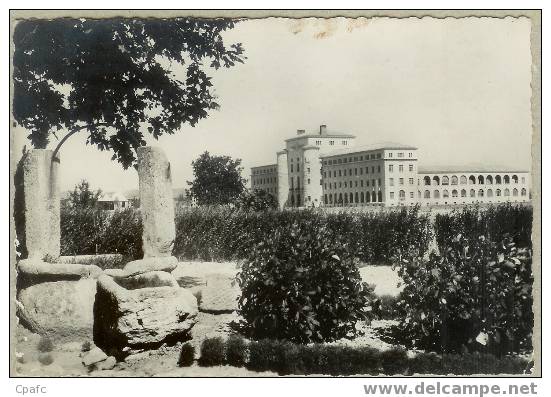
[344,181,347,188]
[410,192,414,198]
[329,140,334,145]
[409,178,414,185]
[354,168,358,175]
[360,168,363,175]
[360,180,364,187]
[513,188,518,196]
[290,164,293,172]
[409,152,413,158]
[424,190,430,198]
[434,190,440,199]
[398,152,404,158]
[521,188,527,196]
[342,140,347,145]
[451,176,458,185]
[512,175,518,184]
[442,176,449,185]
[496,189,501,197]
[452,190,458,198]
[399,165,403,172]
[478,189,484,197]
[461,189,467,197]
[460,175,467,185]
[409,164,414,172]
[307,167,310,173]
[389,153,393,158]
[308,178,311,185]
[399,190,405,200]
[389,165,394,172]
[377,166,381,172]
[389,178,394,186]
[487,189,493,198]
[399,178,404,185]
[390,192,395,199]
[470,189,476,197]
[366,167,369,174]
[522,177,525,184]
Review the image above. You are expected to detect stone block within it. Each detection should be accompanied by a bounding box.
[93,275,197,358]
[123,256,178,276]
[114,271,179,290]
[17,278,97,341]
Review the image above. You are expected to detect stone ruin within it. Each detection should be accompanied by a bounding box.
[93,147,197,358]
[15,146,198,360]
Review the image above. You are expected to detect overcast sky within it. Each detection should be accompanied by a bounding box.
[12,16,533,192]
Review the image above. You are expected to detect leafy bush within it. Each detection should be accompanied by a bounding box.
[98,208,143,259]
[236,189,278,212]
[237,217,376,343]
[396,231,533,355]
[173,206,432,264]
[412,352,530,375]
[199,337,225,366]
[225,335,246,367]
[81,341,92,352]
[379,347,408,375]
[435,204,532,251]
[178,343,195,367]
[60,207,142,260]
[60,207,108,256]
[374,294,401,320]
[229,337,529,375]
[37,336,54,352]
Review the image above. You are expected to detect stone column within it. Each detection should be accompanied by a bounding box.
[137,146,175,258]
[276,150,289,210]
[23,149,60,260]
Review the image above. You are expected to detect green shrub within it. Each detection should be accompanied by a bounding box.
[237,217,376,343]
[379,347,408,375]
[38,352,54,366]
[396,232,533,355]
[178,343,195,367]
[60,207,142,260]
[241,338,528,375]
[173,206,432,264]
[247,339,283,373]
[98,208,143,259]
[199,337,225,366]
[374,294,400,320]
[60,207,107,255]
[225,335,246,367]
[37,336,54,353]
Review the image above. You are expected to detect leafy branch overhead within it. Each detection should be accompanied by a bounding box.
[13,18,245,168]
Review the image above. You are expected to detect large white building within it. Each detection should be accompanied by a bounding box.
[251,125,531,209]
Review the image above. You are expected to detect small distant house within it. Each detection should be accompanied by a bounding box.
[98,192,130,211]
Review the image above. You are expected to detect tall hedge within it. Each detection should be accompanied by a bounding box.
[173,206,433,264]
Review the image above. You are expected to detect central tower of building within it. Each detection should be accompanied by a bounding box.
[277,125,356,208]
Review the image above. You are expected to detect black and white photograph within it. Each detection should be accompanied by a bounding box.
[8,9,541,383]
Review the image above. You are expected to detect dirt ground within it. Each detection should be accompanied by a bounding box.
[13,312,399,377]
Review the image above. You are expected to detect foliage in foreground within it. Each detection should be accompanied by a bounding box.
[237,218,376,344]
[396,205,533,355]
[198,337,530,375]
[178,343,195,367]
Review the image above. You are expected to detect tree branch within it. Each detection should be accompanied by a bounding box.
[52,123,110,160]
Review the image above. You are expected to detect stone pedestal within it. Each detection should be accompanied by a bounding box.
[23,149,60,259]
[93,275,197,358]
[137,146,175,258]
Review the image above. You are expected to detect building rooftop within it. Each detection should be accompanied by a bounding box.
[98,192,129,202]
[418,165,530,174]
[285,133,356,142]
[320,142,417,158]
[251,164,277,169]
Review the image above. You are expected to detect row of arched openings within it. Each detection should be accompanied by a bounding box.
[423,174,520,186]
[324,191,383,205]
[423,188,526,199]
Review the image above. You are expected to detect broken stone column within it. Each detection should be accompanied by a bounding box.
[23,149,60,260]
[137,146,176,258]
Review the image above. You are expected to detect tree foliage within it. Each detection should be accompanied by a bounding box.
[237,188,278,211]
[13,18,245,168]
[187,151,247,205]
[67,179,102,209]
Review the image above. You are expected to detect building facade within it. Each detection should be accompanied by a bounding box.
[250,164,278,198]
[251,125,531,208]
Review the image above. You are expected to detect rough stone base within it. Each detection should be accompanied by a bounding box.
[93,275,197,359]
[17,278,97,341]
[123,256,178,276]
